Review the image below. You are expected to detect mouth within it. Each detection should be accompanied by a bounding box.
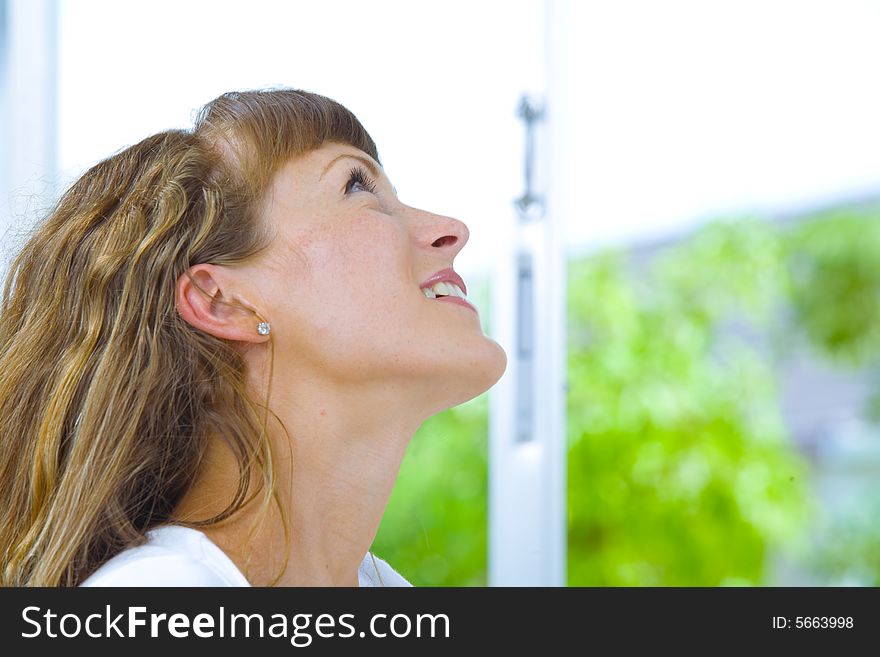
[428,292,478,313]
[420,268,478,314]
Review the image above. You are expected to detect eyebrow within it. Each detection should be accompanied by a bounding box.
[319,153,382,181]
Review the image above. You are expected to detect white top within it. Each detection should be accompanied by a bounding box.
[80,525,412,587]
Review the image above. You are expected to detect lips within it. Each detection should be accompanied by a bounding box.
[419,267,477,314]
[434,295,478,313]
[419,268,467,295]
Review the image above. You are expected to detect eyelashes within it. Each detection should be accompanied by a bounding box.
[344,166,378,195]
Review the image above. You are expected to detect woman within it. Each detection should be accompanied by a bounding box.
[0,89,507,586]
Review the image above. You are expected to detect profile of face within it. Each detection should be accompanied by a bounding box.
[232,141,507,418]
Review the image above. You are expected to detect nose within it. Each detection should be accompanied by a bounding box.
[423,212,470,256]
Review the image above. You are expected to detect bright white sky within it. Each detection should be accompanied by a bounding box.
[57,0,880,278]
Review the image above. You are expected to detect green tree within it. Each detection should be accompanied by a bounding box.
[567,221,808,585]
[781,205,880,584]
[785,208,880,365]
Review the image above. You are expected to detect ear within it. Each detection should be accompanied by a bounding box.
[175,264,269,344]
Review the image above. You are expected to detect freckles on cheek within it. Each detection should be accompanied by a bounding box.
[266,230,311,276]
[296,218,409,323]
[289,237,362,326]
[317,219,400,281]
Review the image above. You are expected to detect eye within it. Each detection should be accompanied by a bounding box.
[344,166,378,195]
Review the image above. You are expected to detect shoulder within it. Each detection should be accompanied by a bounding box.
[80,526,250,587]
[80,549,229,587]
[358,552,413,587]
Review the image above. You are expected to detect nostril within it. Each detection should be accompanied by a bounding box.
[431,235,457,248]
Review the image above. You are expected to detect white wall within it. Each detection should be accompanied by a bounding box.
[562,0,880,253]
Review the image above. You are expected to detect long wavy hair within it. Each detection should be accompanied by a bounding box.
[0,89,379,586]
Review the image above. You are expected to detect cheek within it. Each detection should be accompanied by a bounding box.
[279,221,415,361]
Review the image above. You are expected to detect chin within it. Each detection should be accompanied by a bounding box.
[482,338,508,389]
[433,338,508,413]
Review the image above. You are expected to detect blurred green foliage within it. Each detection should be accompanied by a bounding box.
[375,206,880,586]
[782,206,880,584]
[785,209,880,365]
[567,221,808,585]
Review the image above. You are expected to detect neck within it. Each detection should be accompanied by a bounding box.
[173,375,423,586]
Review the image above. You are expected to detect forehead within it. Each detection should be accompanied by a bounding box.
[265,142,366,194]
[261,142,383,214]
[296,142,382,178]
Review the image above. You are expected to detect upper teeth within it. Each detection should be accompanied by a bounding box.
[423,281,466,299]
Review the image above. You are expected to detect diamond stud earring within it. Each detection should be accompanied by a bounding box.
[257,321,271,336]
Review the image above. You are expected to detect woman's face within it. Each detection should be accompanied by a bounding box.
[243,141,507,413]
